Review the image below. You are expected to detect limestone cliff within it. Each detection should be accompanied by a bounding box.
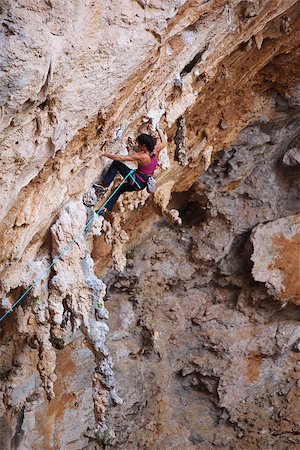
[0,1,300,449]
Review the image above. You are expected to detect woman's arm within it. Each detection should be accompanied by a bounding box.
[104,152,146,163]
[155,125,167,156]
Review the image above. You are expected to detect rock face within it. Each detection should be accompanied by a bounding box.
[104,117,300,449]
[251,214,300,305]
[0,0,300,449]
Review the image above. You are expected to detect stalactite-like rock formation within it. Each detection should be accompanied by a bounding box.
[0,1,300,448]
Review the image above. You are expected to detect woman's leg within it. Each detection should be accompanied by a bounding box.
[104,183,135,211]
[104,176,147,211]
[102,161,133,187]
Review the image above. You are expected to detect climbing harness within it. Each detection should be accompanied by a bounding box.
[135,169,156,193]
[0,170,139,323]
[129,172,141,189]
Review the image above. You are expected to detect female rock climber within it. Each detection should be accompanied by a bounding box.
[94,125,167,214]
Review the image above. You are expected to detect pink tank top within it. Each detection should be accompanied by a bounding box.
[137,154,157,176]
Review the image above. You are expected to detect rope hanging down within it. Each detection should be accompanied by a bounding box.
[0,170,137,323]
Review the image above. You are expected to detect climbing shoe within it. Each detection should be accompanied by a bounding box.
[95,207,107,217]
[93,184,108,197]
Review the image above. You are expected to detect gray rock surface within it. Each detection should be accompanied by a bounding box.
[283,146,300,166]
[251,214,300,304]
[103,116,300,449]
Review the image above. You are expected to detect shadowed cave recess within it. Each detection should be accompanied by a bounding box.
[0,1,300,449]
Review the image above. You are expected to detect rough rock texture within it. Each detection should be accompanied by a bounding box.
[0,0,300,448]
[104,118,300,449]
[251,214,300,304]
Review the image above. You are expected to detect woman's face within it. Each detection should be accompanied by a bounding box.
[136,141,147,152]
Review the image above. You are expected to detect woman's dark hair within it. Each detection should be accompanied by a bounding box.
[137,134,155,153]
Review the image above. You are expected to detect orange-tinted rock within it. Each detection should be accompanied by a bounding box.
[251,214,300,304]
